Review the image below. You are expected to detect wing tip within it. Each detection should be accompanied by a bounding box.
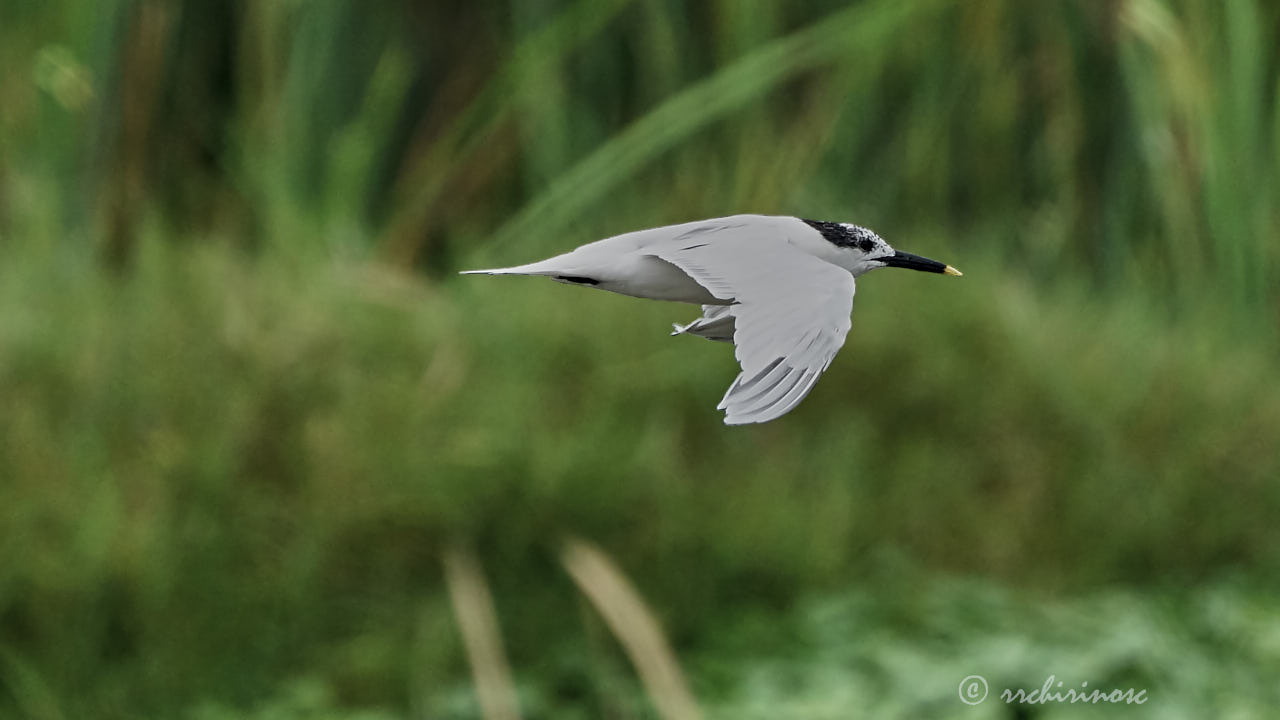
[721,405,788,425]
[718,365,823,425]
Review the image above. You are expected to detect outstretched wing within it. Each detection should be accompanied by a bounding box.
[650,230,855,425]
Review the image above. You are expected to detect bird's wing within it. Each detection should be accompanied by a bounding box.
[649,232,855,425]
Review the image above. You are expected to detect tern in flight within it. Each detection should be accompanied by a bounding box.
[462,215,961,425]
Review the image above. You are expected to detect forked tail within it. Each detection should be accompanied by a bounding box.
[458,258,569,277]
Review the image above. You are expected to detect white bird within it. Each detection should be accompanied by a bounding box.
[462,214,961,425]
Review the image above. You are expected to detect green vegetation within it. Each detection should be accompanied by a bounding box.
[2,0,1279,717]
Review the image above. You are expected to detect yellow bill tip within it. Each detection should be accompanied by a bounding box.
[944,265,963,277]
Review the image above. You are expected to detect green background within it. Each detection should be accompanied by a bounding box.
[2,0,1279,717]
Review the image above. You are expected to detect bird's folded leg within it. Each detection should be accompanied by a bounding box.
[671,305,735,343]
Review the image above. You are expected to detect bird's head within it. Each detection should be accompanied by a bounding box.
[802,220,962,278]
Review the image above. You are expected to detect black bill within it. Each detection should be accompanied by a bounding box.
[882,250,962,276]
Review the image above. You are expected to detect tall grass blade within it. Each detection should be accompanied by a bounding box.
[443,545,523,720]
[491,0,951,247]
[562,537,702,720]
[380,0,638,261]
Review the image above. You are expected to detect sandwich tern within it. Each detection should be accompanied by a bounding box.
[462,214,961,425]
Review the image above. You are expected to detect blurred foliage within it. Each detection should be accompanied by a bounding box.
[2,0,1280,717]
[710,569,1280,718]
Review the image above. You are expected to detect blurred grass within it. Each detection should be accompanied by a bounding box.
[3,0,1280,717]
